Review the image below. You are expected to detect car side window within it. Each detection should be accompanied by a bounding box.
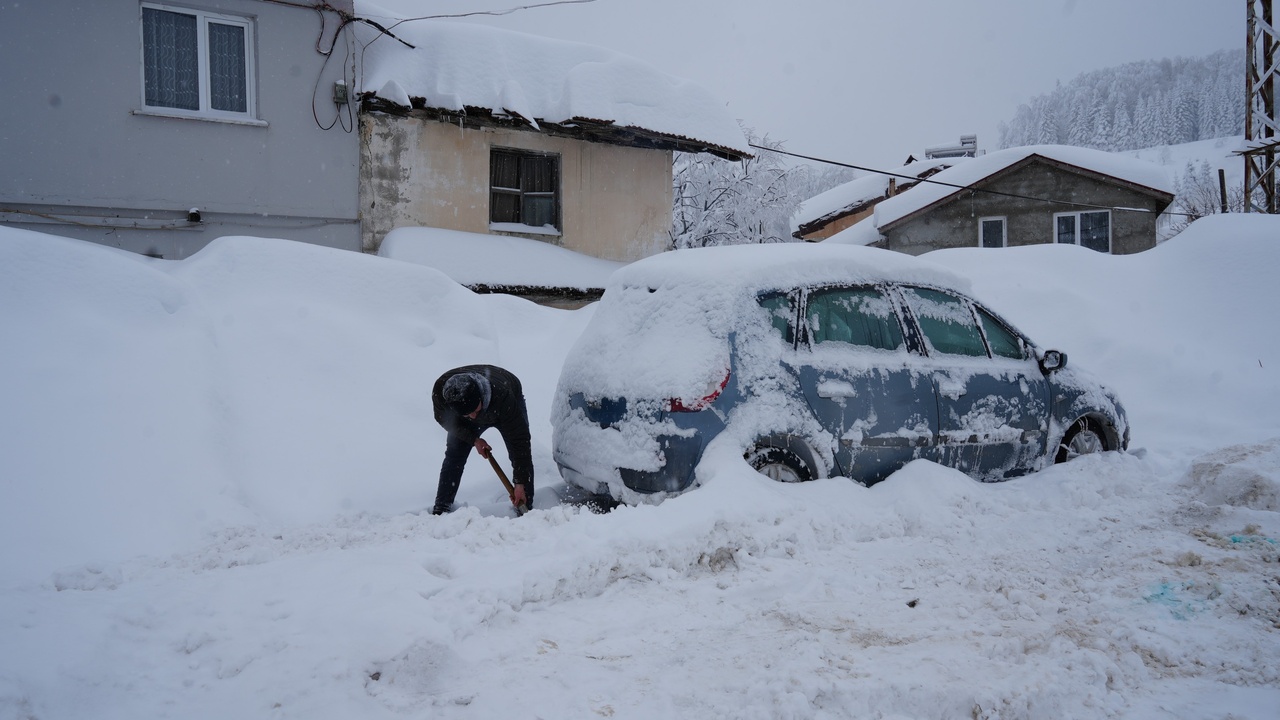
[805,287,904,351]
[902,287,988,357]
[757,292,795,345]
[976,307,1024,359]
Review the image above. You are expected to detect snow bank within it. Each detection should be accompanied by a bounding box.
[0,230,589,585]
[2,217,1279,719]
[378,226,624,289]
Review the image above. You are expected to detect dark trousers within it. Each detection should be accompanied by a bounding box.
[433,434,473,510]
[434,428,535,510]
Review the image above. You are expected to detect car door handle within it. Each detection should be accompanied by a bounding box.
[817,380,858,399]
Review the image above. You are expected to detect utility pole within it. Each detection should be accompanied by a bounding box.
[1244,0,1279,212]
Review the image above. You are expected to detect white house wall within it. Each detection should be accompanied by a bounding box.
[0,0,360,259]
[360,114,673,262]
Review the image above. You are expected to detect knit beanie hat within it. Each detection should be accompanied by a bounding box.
[443,373,485,415]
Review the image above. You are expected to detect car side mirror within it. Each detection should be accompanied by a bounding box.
[1039,349,1067,374]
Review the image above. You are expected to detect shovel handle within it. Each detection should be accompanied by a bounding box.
[486,453,529,516]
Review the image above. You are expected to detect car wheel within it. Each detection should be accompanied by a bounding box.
[1055,418,1108,463]
[746,445,814,483]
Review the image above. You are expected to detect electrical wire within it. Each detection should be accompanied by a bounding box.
[383,0,598,30]
[750,142,1200,219]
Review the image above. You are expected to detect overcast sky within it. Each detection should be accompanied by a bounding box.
[371,0,1243,171]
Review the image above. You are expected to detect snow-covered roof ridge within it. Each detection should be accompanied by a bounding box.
[873,144,1176,229]
[790,158,959,234]
[353,1,750,159]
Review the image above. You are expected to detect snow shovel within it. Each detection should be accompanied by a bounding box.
[485,452,529,516]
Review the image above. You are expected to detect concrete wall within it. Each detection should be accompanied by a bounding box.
[0,0,360,258]
[882,161,1168,256]
[360,113,673,262]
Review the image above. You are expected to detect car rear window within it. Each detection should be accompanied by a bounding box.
[758,292,795,344]
[805,287,904,351]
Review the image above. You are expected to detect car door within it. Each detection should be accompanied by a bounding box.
[898,286,1050,479]
[789,285,939,485]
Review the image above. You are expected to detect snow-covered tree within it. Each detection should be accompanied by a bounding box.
[998,49,1245,151]
[669,128,836,249]
[1167,160,1266,235]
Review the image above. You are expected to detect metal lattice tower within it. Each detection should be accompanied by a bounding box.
[1245,0,1280,212]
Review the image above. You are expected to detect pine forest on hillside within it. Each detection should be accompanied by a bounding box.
[998,49,1243,152]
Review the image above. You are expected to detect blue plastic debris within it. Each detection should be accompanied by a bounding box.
[1228,534,1277,545]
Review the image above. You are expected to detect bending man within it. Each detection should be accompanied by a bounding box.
[431,364,534,515]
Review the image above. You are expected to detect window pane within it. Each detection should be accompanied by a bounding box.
[490,152,519,191]
[904,287,988,357]
[522,155,555,193]
[143,8,199,110]
[1055,215,1076,244]
[758,293,794,344]
[208,22,247,112]
[1079,211,1110,253]
[491,190,519,223]
[981,219,1004,248]
[523,195,555,227]
[977,308,1023,359]
[807,288,904,351]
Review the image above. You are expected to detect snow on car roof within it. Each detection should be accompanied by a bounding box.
[609,241,969,295]
[562,243,971,401]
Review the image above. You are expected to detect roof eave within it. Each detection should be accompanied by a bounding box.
[360,94,750,161]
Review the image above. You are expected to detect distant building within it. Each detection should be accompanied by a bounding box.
[820,145,1175,255]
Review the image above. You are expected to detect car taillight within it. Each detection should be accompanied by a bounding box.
[666,369,730,413]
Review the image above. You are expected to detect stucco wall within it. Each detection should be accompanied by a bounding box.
[882,162,1168,256]
[360,113,673,262]
[0,0,360,258]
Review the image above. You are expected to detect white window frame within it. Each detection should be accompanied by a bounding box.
[978,216,1007,248]
[139,3,258,123]
[1053,210,1111,253]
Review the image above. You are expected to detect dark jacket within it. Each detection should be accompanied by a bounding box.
[432,365,534,494]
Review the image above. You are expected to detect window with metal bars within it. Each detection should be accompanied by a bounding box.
[490,149,560,230]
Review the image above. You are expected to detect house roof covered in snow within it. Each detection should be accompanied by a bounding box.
[352,1,751,160]
[873,144,1176,230]
[821,144,1177,248]
[790,157,958,236]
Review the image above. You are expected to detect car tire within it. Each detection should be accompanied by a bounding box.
[1055,417,1108,463]
[746,445,814,483]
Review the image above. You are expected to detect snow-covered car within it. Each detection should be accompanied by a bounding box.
[551,243,1128,503]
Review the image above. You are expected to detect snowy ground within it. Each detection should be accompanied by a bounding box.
[2,216,1278,719]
